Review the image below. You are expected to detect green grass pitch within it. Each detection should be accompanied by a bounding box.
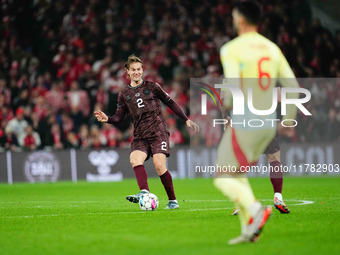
[1,177,339,255]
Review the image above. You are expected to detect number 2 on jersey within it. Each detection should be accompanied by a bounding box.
[161,141,167,151]
[137,98,145,108]
[258,57,271,90]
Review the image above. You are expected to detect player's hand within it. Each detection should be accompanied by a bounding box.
[186,119,200,133]
[94,110,108,123]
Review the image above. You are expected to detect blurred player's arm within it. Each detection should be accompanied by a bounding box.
[94,92,127,124]
[219,79,231,130]
[94,107,126,124]
[220,44,239,129]
[220,44,240,110]
[166,100,199,133]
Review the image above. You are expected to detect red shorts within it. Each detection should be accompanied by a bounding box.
[131,133,170,161]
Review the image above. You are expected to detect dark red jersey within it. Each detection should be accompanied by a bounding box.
[117,81,171,139]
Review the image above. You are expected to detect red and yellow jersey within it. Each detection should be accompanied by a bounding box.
[220,31,299,121]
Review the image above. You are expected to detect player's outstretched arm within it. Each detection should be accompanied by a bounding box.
[155,83,200,133]
[165,100,199,133]
[94,110,108,122]
[186,119,200,133]
[94,107,126,124]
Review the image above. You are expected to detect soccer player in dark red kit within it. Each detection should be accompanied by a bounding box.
[94,55,199,209]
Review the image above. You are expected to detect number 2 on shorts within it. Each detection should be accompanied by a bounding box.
[161,141,167,151]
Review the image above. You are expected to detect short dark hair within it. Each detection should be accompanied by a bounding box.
[234,1,262,25]
[125,54,143,69]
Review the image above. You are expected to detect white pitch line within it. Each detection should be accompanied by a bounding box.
[0,199,314,219]
[0,208,235,219]
[255,199,314,206]
[186,199,314,206]
[0,201,117,204]
[289,200,314,206]
[184,207,233,212]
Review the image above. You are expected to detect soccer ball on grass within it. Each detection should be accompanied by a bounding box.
[139,193,159,211]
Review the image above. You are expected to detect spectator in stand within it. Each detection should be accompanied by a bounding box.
[16,72,31,89]
[43,71,53,90]
[12,88,30,111]
[0,126,19,152]
[167,118,184,148]
[103,70,124,93]
[144,66,164,84]
[103,70,124,114]
[0,78,11,105]
[7,107,28,136]
[62,5,79,34]
[52,45,67,69]
[38,111,58,147]
[0,94,5,109]
[45,123,65,150]
[30,111,41,134]
[22,106,34,126]
[18,125,41,151]
[0,104,13,127]
[92,47,113,77]
[204,110,223,147]
[30,75,48,101]
[57,61,73,89]
[65,131,80,149]
[45,81,66,114]
[70,54,91,83]
[33,96,48,121]
[325,108,340,142]
[66,80,90,118]
[168,81,188,109]
[159,57,175,82]
[78,124,91,149]
[90,125,107,148]
[60,111,74,137]
[95,84,109,112]
[100,123,122,148]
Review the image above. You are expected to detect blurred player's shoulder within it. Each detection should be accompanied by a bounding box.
[143,80,154,86]
[144,80,162,87]
[119,84,130,93]
[144,81,166,93]
[221,32,281,55]
[250,32,282,53]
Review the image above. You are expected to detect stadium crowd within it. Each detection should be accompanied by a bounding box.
[0,0,340,152]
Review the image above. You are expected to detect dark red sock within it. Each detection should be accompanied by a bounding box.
[159,170,176,200]
[133,165,149,191]
[270,160,283,193]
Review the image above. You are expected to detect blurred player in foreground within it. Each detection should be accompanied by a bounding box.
[233,95,291,216]
[95,55,199,209]
[215,1,299,244]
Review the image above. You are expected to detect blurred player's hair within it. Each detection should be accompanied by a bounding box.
[125,54,143,69]
[234,0,262,25]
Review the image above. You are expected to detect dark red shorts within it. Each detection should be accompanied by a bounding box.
[264,133,280,155]
[131,133,170,161]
